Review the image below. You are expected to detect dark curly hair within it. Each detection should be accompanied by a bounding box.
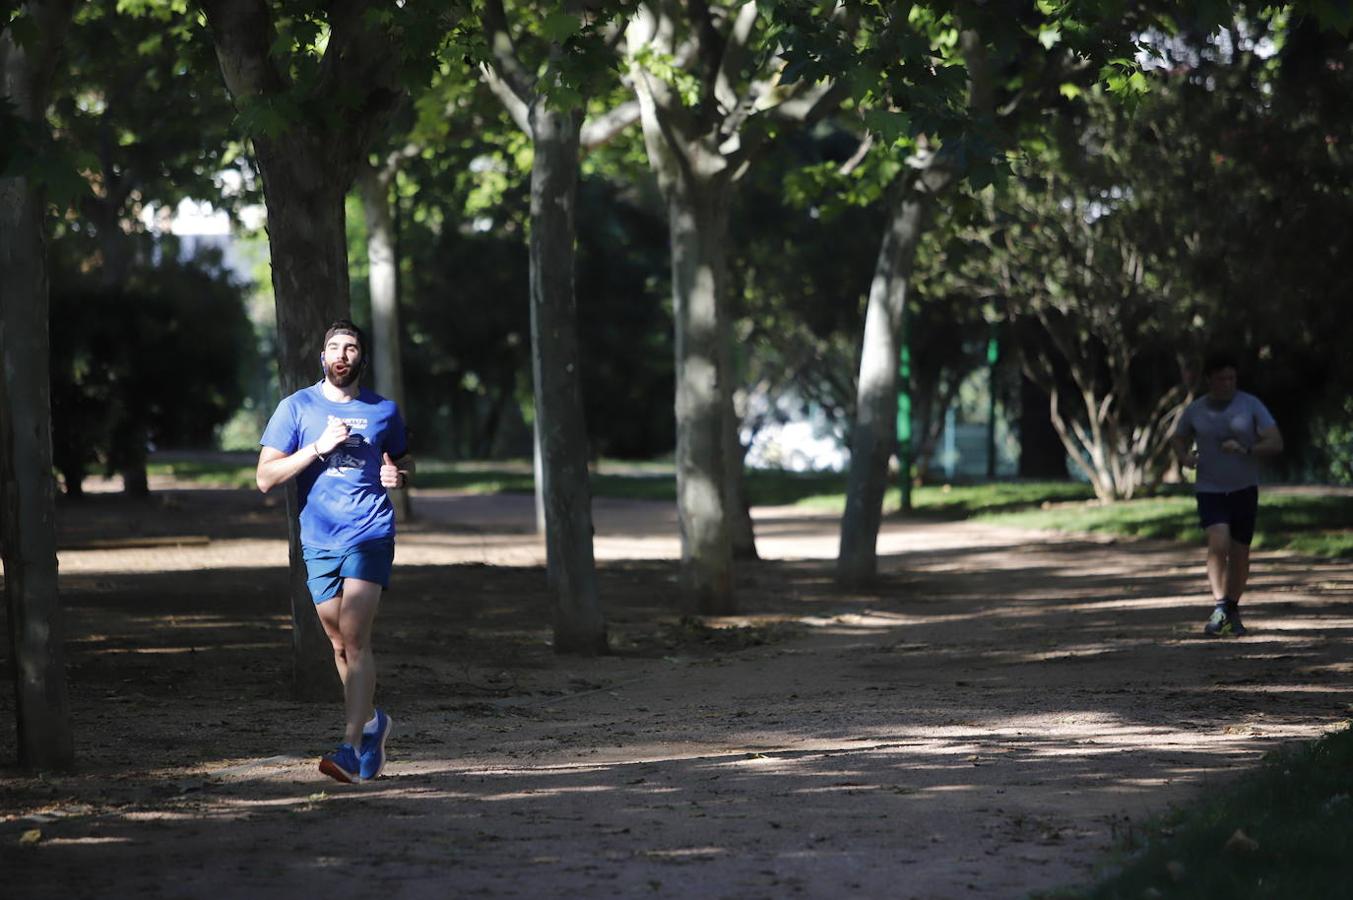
[323,319,366,355]
[1202,350,1238,376]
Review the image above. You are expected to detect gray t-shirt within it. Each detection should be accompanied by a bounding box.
[1175,391,1277,493]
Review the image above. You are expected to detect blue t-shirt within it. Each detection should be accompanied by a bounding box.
[1174,390,1276,494]
[260,383,409,550]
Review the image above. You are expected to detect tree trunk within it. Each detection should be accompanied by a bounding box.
[254,139,351,700]
[837,182,930,587]
[668,176,735,612]
[116,426,150,497]
[202,0,410,694]
[86,194,145,496]
[528,102,607,654]
[720,292,757,561]
[0,2,75,770]
[56,462,86,499]
[357,164,411,521]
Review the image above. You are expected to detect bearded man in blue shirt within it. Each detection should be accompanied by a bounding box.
[257,320,413,783]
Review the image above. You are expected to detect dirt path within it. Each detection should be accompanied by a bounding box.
[3,487,1352,898]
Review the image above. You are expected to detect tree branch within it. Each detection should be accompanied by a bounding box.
[315,0,403,112]
[626,8,696,177]
[199,0,288,102]
[761,77,848,126]
[580,100,641,150]
[685,0,727,119]
[481,61,533,134]
[713,0,757,114]
[481,0,537,104]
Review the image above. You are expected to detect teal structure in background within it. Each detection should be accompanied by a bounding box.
[896,341,912,512]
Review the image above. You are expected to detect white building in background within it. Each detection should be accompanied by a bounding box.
[141,188,265,283]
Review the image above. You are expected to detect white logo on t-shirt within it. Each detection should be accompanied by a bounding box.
[322,415,370,475]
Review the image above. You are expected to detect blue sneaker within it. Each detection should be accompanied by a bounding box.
[359,709,393,781]
[319,743,361,784]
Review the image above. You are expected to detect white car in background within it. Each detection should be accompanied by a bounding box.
[742,419,850,473]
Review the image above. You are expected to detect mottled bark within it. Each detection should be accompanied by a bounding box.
[0,0,76,770]
[528,102,606,653]
[480,0,610,652]
[837,29,987,586]
[255,141,350,699]
[625,4,768,611]
[837,182,931,587]
[720,285,757,561]
[668,177,736,611]
[625,0,845,602]
[358,164,411,521]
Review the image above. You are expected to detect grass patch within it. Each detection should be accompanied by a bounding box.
[151,457,1088,515]
[986,492,1353,559]
[406,461,538,495]
[907,480,1096,516]
[148,456,1352,558]
[413,464,853,506]
[418,467,1090,515]
[148,459,257,489]
[1064,725,1353,899]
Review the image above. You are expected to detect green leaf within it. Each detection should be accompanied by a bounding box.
[861,108,911,145]
[1038,27,1060,50]
[136,32,163,55]
[1059,83,1082,100]
[540,11,581,45]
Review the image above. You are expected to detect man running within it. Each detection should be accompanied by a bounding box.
[1171,351,1282,636]
[256,319,412,782]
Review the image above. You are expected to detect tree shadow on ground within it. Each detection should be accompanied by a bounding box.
[3,487,1351,898]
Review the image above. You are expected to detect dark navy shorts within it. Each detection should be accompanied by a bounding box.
[302,537,395,604]
[1196,486,1259,545]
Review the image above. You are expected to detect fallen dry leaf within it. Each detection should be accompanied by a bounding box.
[1165,860,1187,883]
[1224,828,1260,853]
[19,828,42,846]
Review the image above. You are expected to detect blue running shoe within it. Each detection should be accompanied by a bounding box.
[319,743,361,784]
[359,709,393,781]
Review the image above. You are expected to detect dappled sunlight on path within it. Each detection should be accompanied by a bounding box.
[4,487,1351,898]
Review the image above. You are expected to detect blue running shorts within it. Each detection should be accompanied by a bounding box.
[1195,486,1259,546]
[302,537,395,604]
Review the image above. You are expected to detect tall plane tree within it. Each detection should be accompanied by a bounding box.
[480,0,641,652]
[1,0,76,769]
[836,15,991,586]
[199,0,452,694]
[624,0,842,612]
[357,149,414,521]
[831,0,1166,584]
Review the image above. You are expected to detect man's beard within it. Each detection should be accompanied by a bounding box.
[326,362,359,387]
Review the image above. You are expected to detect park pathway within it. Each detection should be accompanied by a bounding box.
[3,489,1352,898]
